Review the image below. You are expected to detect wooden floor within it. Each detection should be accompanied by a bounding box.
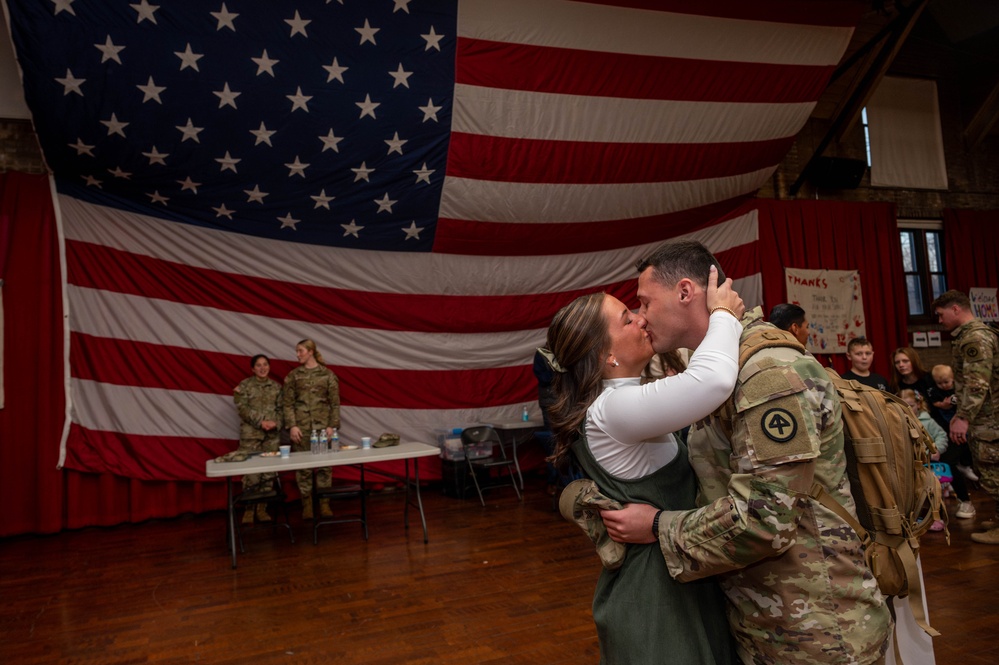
[1,476,997,665]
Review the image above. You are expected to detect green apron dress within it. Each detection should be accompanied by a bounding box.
[572,433,734,665]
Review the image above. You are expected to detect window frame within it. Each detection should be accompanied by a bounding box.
[898,219,946,323]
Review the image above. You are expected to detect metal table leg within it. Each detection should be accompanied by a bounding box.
[226,477,238,569]
[401,459,429,543]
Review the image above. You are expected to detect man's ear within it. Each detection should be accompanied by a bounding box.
[676,277,694,303]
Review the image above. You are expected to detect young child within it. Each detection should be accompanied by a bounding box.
[927,364,980,483]
[841,337,889,391]
[900,388,976,523]
[899,389,963,530]
[927,364,957,428]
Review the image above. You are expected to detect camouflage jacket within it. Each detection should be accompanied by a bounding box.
[656,308,890,665]
[282,364,340,431]
[951,319,999,435]
[233,376,282,445]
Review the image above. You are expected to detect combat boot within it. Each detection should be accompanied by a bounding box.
[320,499,334,518]
[302,498,314,520]
[255,503,272,523]
[241,508,255,525]
[970,527,999,545]
[558,479,626,570]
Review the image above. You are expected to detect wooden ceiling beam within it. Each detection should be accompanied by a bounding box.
[964,81,999,148]
[789,0,929,196]
[834,0,929,141]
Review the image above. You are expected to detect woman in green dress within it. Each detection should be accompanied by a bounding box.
[543,267,742,665]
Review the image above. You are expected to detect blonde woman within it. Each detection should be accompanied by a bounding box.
[282,339,340,519]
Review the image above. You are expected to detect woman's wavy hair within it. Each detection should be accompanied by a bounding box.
[544,292,609,470]
[889,346,927,393]
[297,338,326,366]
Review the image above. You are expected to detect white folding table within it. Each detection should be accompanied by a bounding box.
[205,442,439,568]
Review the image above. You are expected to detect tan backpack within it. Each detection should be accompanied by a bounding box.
[739,329,945,608]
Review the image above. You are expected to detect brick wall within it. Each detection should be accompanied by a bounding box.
[0,119,45,173]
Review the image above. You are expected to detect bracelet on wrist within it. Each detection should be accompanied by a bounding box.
[710,306,739,320]
[651,509,664,538]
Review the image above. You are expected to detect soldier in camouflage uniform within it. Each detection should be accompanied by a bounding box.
[283,339,341,520]
[233,354,283,524]
[933,290,999,544]
[601,241,891,665]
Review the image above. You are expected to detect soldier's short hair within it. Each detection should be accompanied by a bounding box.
[636,239,725,288]
[931,289,971,312]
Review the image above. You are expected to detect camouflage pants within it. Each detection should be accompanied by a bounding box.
[970,436,999,505]
[291,433,332,497]
[239,434,279,491]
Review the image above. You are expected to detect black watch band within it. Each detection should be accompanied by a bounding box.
[651,509,664,538]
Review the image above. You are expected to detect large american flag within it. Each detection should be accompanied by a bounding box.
[4,0,861,481]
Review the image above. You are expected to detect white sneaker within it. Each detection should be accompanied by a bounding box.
[957,465,980,482]
[956,501,977,519]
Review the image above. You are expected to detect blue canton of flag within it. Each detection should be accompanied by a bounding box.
[8,0,456,251]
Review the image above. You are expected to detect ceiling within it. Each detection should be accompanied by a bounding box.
[813,0,999,142]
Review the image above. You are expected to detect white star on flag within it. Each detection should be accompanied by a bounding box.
[130,0,159,25]
[285,11,310,38]
[137,76,166,103]
[252,50,279,77]
[175,118,204,143]
[211,4,239,31]
[55,69,85,96]
[95,36,125,64]
[174,43,203,71]
[374,193,397,213]
[101,113,129,137]
[215,151,240,173]
[244,185,268,203]
[419,98,442,122]
[356,19,379,45]
[356,94,379,119]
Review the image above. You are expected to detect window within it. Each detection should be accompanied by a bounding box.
[861,107,872,167]
[899,224,946,319]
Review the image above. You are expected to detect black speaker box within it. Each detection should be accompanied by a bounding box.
[805,156,867,189]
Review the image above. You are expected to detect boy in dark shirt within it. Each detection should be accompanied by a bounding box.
[841,337,889,391]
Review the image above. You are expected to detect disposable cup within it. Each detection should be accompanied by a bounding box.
[279,445,291,458]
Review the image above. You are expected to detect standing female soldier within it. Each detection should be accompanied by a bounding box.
[233,354,283,524]
[283,339,341,519]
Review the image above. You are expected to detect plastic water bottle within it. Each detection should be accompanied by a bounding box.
[319,428,328,454]
[331,427,340,452]
[522,406,530,421]
[310,429,319,455]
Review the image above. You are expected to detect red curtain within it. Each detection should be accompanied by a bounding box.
[0,173,228,536]
[943,208,999,292]
[755,199,907,377]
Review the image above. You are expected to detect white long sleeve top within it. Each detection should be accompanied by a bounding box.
[584,311,742,479]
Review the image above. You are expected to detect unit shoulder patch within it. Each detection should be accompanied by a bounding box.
[761,407,798,442]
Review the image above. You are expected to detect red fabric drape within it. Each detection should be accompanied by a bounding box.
[755,199,907,378]
[0,172,69,534]
[943,208,999,293]
[0,173,229,536]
